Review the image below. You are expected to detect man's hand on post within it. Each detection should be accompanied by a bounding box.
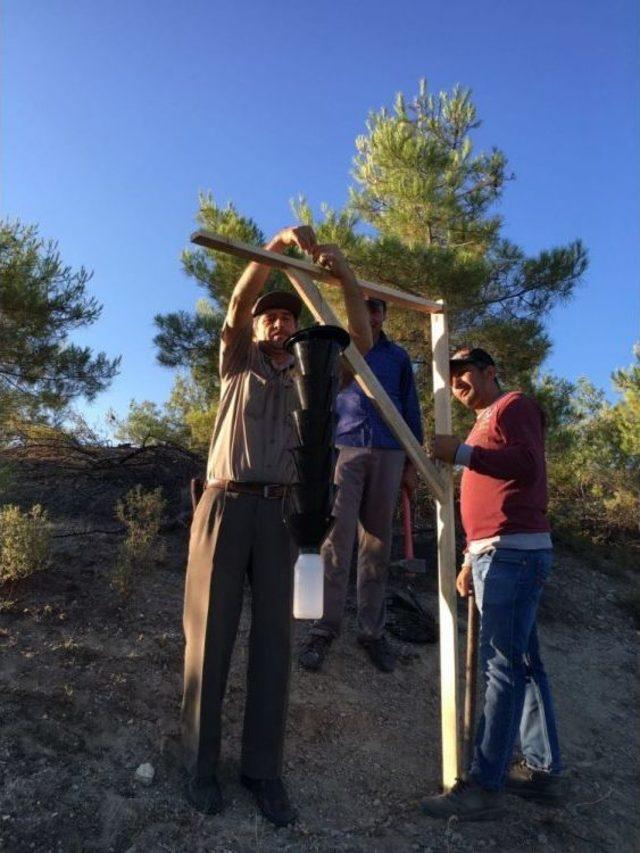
[432,434,461,465]
[313,244,355,284]
[225,226,318,334]
[267,225,317,255]
[456,563,473,598]
[310,244,372,355]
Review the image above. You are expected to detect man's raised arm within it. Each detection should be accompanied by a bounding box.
[223,226,318,339]
[314,245,372,355]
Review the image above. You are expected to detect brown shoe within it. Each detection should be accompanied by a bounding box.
[421,778,505,821]
[505,760,565,805]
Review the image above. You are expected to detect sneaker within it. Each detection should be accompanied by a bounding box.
[505,760,565,805]
[185,776,224,815]
[421,778,505,821]
[298,634,332,672]
[241,775,297,827]
[358,634,396,673]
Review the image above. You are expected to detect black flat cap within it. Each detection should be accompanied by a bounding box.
[251,290,302,319]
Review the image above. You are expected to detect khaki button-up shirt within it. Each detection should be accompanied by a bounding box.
[206,324,296,484]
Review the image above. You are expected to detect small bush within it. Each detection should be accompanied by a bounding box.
[0,462,14,497]
[0,504,52,586]
[112,485,166,599]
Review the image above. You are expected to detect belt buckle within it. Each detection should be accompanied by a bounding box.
[262,484,280,499]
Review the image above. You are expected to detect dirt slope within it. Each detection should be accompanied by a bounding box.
[0,447,638,852]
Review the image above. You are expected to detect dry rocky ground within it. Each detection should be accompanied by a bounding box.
[0,446,638,852]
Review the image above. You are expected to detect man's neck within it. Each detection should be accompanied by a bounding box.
[371,328,383,346]
[474,388,503,417]
[258,340,293,368]
[270,350,294,369]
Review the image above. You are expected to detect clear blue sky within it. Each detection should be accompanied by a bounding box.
[2,0,638,429]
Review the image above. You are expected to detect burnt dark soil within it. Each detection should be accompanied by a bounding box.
[0,446,638,852]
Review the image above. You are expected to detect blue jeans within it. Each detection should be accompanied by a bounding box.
[469,548,562,790]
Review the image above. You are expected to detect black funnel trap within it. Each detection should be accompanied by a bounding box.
[283,324,350,619]
[291,445,335,483]
[285,324,350,377]
[293,374,338,413]
[291,409,335,447]
[285,513,335,552]
[287,482,335,516]
[284,326,349,550]
[285,483,335,561]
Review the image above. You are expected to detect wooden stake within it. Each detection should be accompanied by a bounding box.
[430,305,460,790]
[462,592,479,772]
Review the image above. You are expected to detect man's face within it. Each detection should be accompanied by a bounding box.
[255,309,298,344]
[450,359,497,411]
[367,302,386,334]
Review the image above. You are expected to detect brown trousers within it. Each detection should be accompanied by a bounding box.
[181,486,295,782]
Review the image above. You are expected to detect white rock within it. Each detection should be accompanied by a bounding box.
[134,762,155,786]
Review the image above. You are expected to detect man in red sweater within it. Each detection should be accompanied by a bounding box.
[422,347,563,821]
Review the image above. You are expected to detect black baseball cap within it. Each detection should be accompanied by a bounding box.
[251,290,302,319]
[449,347,496,370]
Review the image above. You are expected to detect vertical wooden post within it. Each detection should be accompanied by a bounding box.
[430,303,460,790]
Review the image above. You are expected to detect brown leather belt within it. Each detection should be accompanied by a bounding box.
[207,479,287,499]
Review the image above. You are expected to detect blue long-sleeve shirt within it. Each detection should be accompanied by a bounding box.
[335,332,424,449]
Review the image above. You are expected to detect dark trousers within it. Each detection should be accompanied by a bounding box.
[312,447,405,640]
[181,486,296,781]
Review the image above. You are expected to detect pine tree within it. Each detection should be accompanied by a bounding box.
[154,80,588,411]
[0,220,120,440]
[313,80,587,386]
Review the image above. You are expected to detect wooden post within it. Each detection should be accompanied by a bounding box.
[462,592,479,771]
[430,304,460,790]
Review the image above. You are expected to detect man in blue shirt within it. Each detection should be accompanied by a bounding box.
[299,298,423,672]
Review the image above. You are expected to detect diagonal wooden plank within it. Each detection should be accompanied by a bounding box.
[285,268,445,503]
[191,229,444,314]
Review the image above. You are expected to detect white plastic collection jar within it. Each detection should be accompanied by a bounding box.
[293,551,324,620]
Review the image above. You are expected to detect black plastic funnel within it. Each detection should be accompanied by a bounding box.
[293,374,338,412]
[291,445,335,483]
[284,325,351,368]
[284,325,349,552]
[285,512,335,551]
[287,482,335,516]
[291,409,335,447]
[284,325,351,377]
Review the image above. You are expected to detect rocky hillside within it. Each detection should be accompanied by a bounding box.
[0,445,638,852]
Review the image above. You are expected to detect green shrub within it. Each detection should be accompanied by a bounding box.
[0,504,52,586]
[0,462,14,497]
[112,485,166,599]
[538,368,640,551]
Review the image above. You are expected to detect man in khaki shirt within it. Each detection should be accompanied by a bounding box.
[182,225,371,826]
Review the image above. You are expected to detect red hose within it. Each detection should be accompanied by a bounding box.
[402,488,414,560]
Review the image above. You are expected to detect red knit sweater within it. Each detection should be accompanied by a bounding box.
[460,391,550,544]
